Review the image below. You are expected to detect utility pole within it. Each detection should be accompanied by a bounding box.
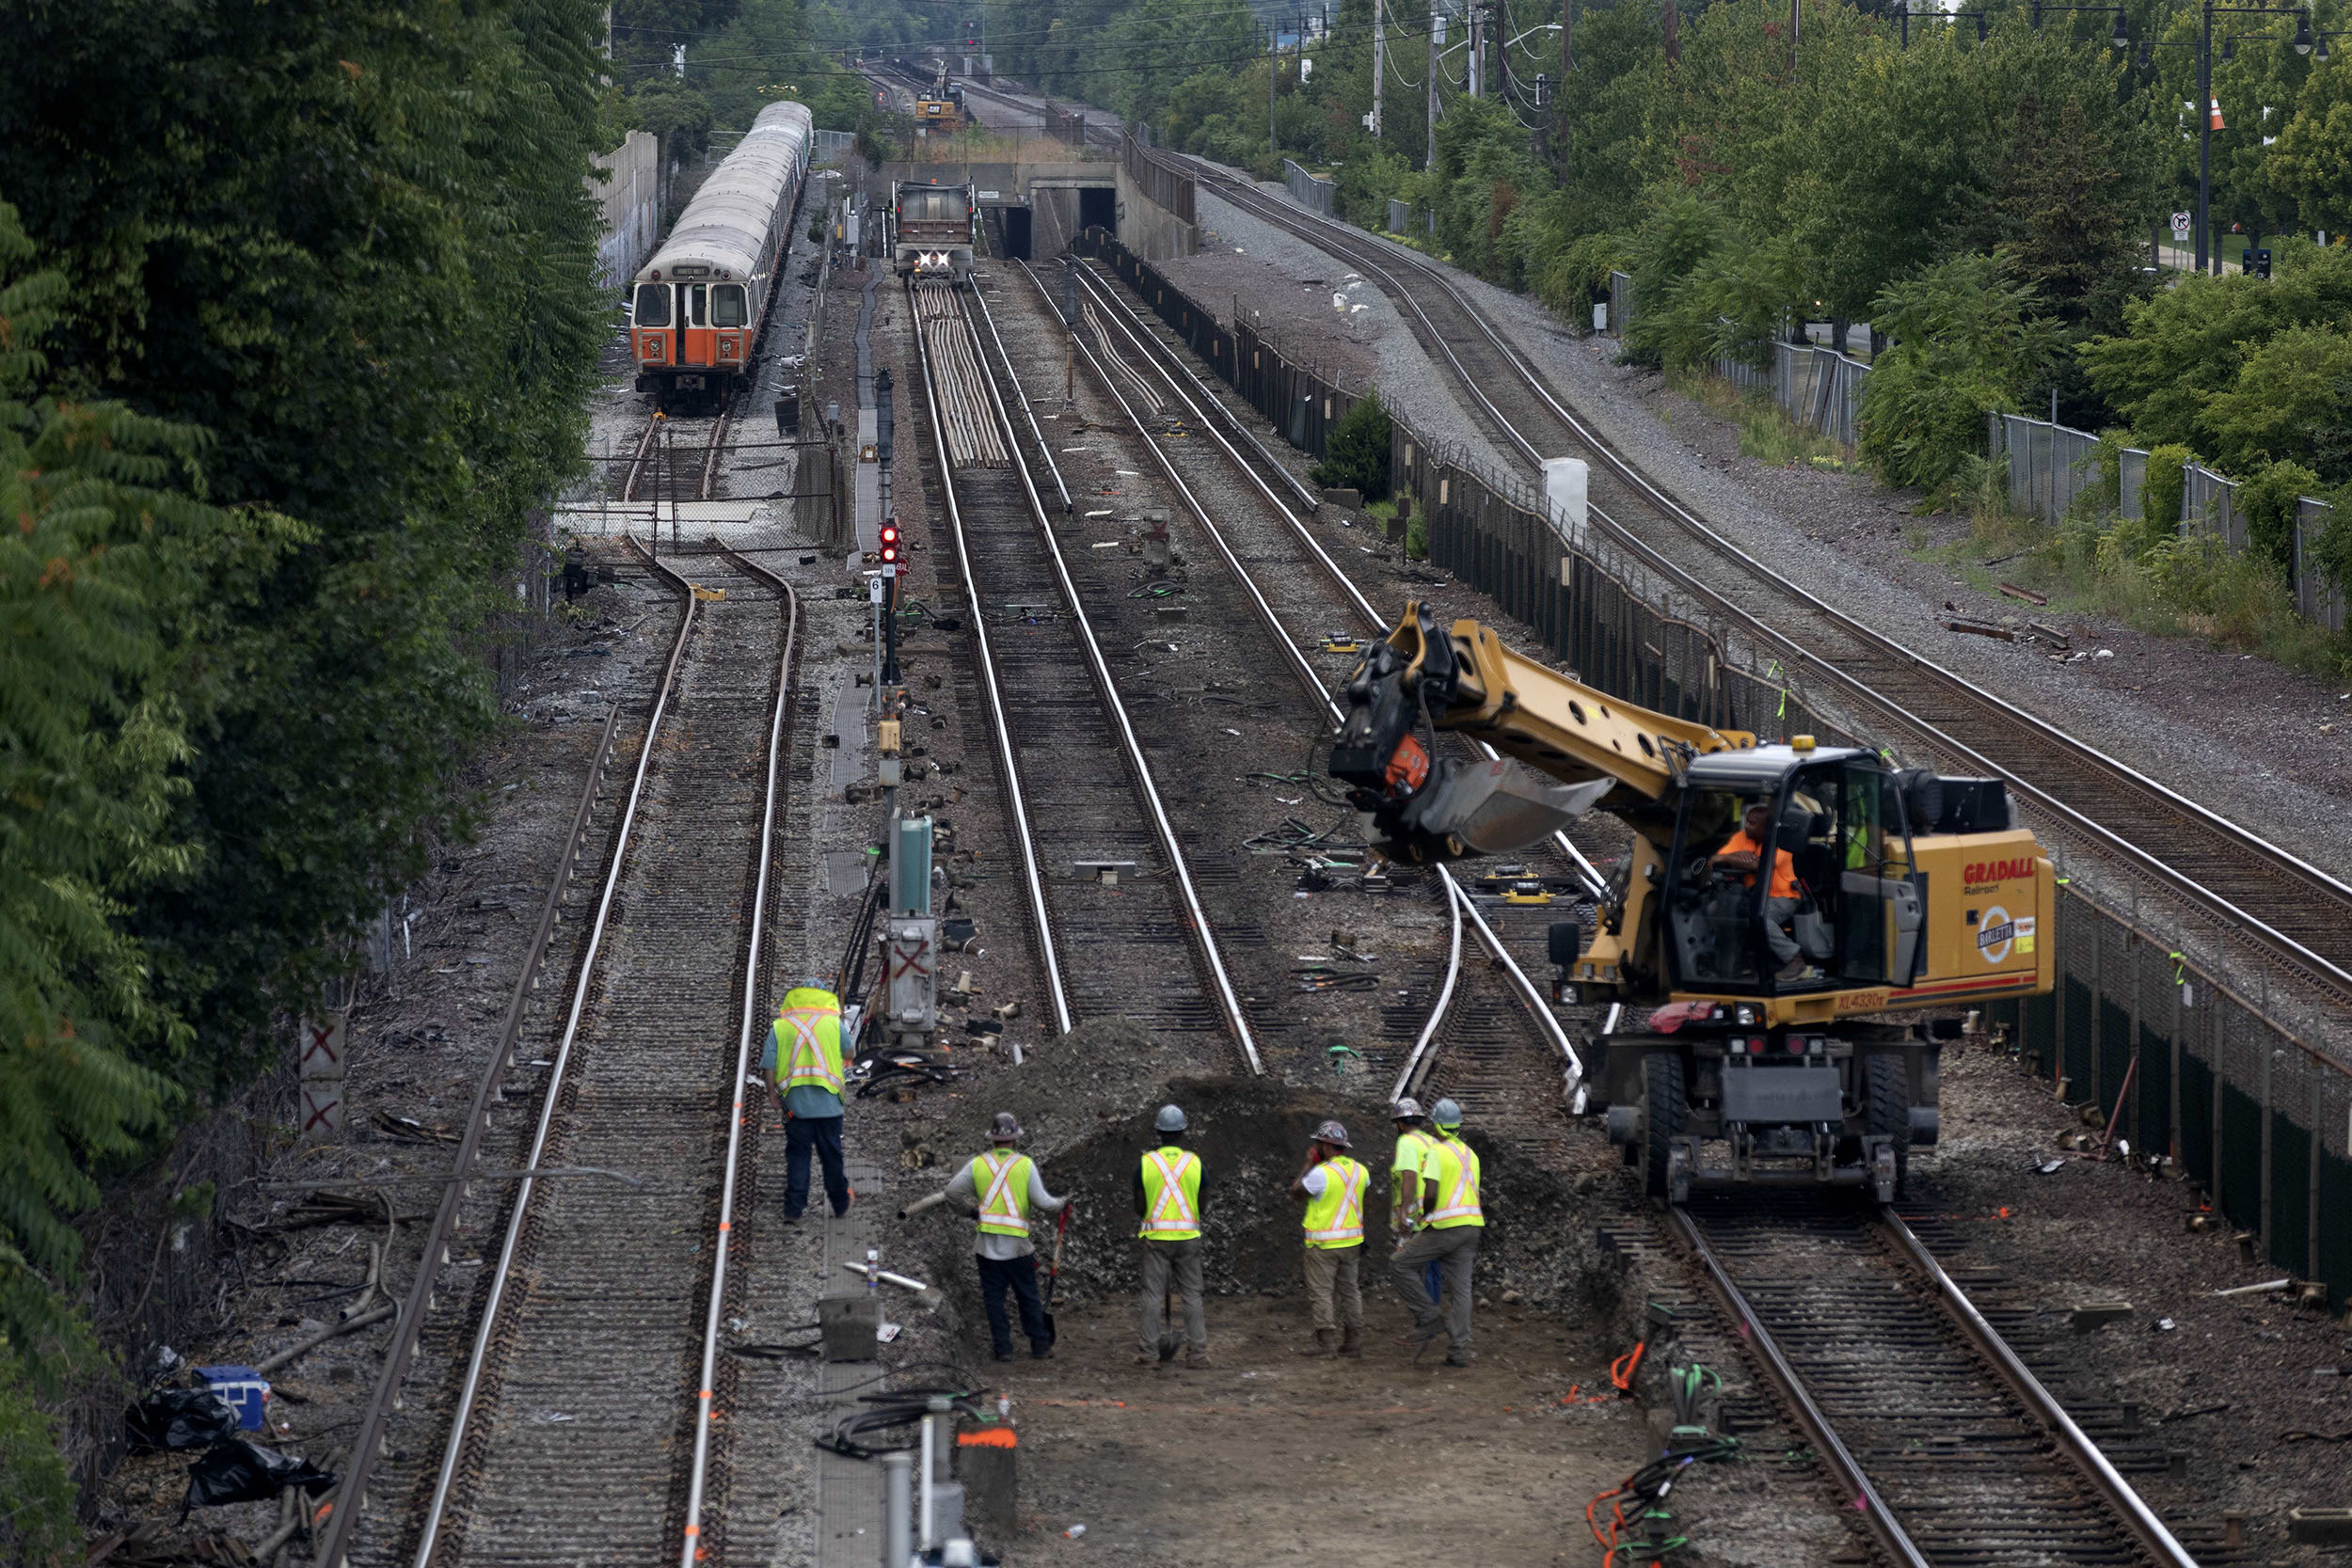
[1497,0,1510,103]
[1269,20,1279,160]
[1426,3,1441,167]
[1373,0,1384,139]
[2197,0,2213,273]
[1558,0,1574,163]
[1469,0,1484,96]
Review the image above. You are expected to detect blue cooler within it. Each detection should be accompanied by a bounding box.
[194,1365,270,1432]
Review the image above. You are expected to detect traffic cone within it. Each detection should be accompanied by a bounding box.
[2209,97,2225,131]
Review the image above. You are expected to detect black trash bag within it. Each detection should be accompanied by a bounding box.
[125,1389,240,1454]
[182,1440,338,1511]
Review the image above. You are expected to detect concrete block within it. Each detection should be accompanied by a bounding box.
[1321,486,1362,510]
[2070,1301,2133,1333]
[957,1426,1018,1532]
[819,1294,881,1362]
[2290,1508,2352,1545]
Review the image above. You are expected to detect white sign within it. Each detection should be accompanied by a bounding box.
[977,189,1001,199]
[2170,212,2192,234]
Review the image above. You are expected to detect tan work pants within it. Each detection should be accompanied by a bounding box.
[1302,1243,1365,1332]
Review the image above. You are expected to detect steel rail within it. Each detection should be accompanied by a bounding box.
[1045,260,1590,1096]
[1667,1207,1935,1568]
[310,634,645,1568]
[948,281,1263,1071]
[1063,256,1612,903]
[967,275,1073,513]
[1879,1208,2200,1568]
[1064,258,1323,516]
[406,533,704,1567]
[1391,868,1468,1103]
[674,545,800,1568]
[620,416,660,504]
[1195,167,2352,1007]
[697,390,734,501]
[905,291,1076,1039]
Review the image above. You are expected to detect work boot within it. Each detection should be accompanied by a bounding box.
[1444,1351,1475,1368]
[1297,1328,1338,1357]
[1133,1352,1160,1367]
[1339,1325,1364,1358]
[1030,1341,1056,1361]
[1184,1348,1213,1369]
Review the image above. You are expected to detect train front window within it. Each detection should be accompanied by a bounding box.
[1665,786,1770,990]
[713,285,747,327]
[633,283,671,327]
[686,284,708,327]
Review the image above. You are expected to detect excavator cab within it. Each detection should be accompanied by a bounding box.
[1662,747,1922,997]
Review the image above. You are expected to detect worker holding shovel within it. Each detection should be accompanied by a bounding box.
[910,1112,1070,1362]
[1134,1103,1211,1369]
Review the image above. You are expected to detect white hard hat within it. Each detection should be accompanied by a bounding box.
[1391,1097,1425,1120]
[1154,1103,1188,1133]
[1431,1098,1463,1129]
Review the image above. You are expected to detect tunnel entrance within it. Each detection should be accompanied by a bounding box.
[1078,184,1115,236]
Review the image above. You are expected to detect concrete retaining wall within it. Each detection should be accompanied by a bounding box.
[592,131,660,291]
[1116,165,1199,261]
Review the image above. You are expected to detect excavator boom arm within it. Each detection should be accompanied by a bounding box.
[1331,603,1753,859]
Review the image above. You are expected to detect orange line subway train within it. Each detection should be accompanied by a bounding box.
[629,100,814,410]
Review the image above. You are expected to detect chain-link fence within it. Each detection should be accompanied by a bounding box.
[1086,230,2352,1307]
[1717,341,1870,448]
[1281,158,1336,215]
[1989,412,2344,634]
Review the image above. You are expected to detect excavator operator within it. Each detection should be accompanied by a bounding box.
[1711,802,1813,982]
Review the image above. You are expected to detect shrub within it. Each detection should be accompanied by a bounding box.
[1859,254,2054,495]
[2140,444,2190,539]
[1311,389,1392,501]
[2235,459,2321,580]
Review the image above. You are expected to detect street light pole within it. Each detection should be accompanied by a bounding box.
[2199,0,2214,273]
[2196,3,2312,275]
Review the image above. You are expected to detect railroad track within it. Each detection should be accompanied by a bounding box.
[911,277,1265,1063]
[1051,254,1596,1085]
[330,541,798,1568]
[1185,165,2352,1019]
[1670,1196,2220,1568]
[621,397,737,507]
[1067,236,2233,1567]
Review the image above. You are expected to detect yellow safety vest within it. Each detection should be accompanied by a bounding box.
[973,1149,1034,1237]
[1423,1132,1484,1228]
[772,986,845,1096]
[1302,1155,1367,1248]
[1391,1129,1436,1219]
[1137,1147,1201,1241]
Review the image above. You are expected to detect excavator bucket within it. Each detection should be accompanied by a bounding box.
[1383,757,1613,859]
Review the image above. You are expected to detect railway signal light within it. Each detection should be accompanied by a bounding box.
[879,522,900,565]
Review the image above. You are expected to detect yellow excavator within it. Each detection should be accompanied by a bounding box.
[1331,606,2054,1202]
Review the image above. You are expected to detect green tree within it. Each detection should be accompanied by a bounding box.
[2077,244,2352,448]
[1311,388,1393,500]
[2268,58,2352,233]
[1859,252,2055,491]
[2196,323,2352,479]
[0,195,258,1549]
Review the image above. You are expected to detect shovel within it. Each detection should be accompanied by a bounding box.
[1157,1271,1181,1362]
[1041,1205,1070,1346]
